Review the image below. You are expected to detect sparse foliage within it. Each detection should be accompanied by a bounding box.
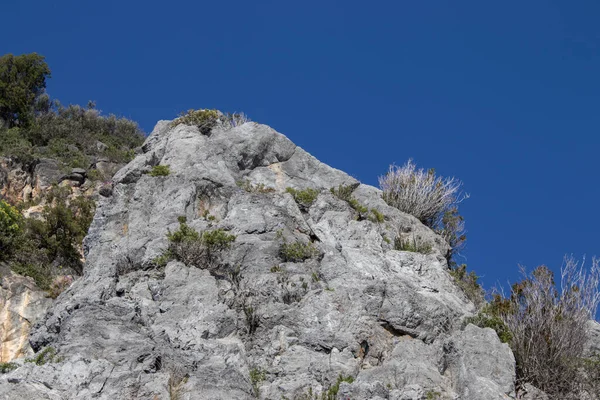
[394,235,433,255]
[249,367,266,395]
[224,112,250,128]
[464,300,512,343]
[236,180,275,193]
[330,184,355,202]
[26,346,58,365]
[379,160,467,260]
[330,184,370,219]
[170,109,220,134]
[494,256,600,398]
[170,109,251,134]
[449,264,485,308]
[324,374,354,400]
[379,160,464,227]
[286,187,319,207]
[0,362,18,373]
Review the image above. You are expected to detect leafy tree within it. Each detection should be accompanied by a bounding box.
[0,53,51,127]
[0,200,23,260]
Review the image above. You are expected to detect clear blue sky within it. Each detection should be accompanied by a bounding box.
[2,0,599,294]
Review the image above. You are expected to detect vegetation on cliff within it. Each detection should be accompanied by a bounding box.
[0,53,144,171]
[0,186,94,289]
[0,52,141,295]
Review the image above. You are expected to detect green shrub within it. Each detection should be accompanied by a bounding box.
[330,184,355,202]
[0,54,144,166]
[0,127,34,163]
[279,240,318,262]
[167,216,199,242]
[166,217,235,267]
[8,186,95,281]
[170,109,220,134]
[347,197,368,216]
[11,262,52,290]
[449,264,485,307]
[286,187,319,207]
[151,252,171,268]
[148,165,170,177]
[33,186,95,274]
[0,362,17,373]
[369,208,385,223]
[26,346,58,365]
[0,199,23,260]
[394,236,433,255]
[202,229,236,254]
[330,184,370,219]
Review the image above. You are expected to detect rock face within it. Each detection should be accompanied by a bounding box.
[0,121,516,399]
[0,157,63,203]
[0,267,53,363]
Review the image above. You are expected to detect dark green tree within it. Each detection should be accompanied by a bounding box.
[0,53,51,127]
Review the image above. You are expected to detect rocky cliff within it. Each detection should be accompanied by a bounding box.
[0,120,518,399]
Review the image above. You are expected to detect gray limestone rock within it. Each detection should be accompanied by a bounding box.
[0,121,517,399]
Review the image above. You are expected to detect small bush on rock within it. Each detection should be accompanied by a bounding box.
[202,228,236,256]
[148,165,170,177]
[166,217,235,268]
[170,109,220,135]
[279,240,318,263]
[330,184,355,202]
[330,184,370,219]
[236,180,275,193]
[286,187,319,207]
[379,159,464,227]
[26,346,58,365]
[379,160,467,261]
[170,109,251,134]
[394,235,432,255]
[369,208,385,223]
[0,362,18,373]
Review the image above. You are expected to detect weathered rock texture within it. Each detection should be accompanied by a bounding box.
[0,121,517,399]
[0,266,53,362]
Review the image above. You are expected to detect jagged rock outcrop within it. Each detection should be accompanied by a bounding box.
[0,156,119,205]
[0,157,63,203]
[0,121,517,399]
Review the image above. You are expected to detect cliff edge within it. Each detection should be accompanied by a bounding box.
[0,120,515,399]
